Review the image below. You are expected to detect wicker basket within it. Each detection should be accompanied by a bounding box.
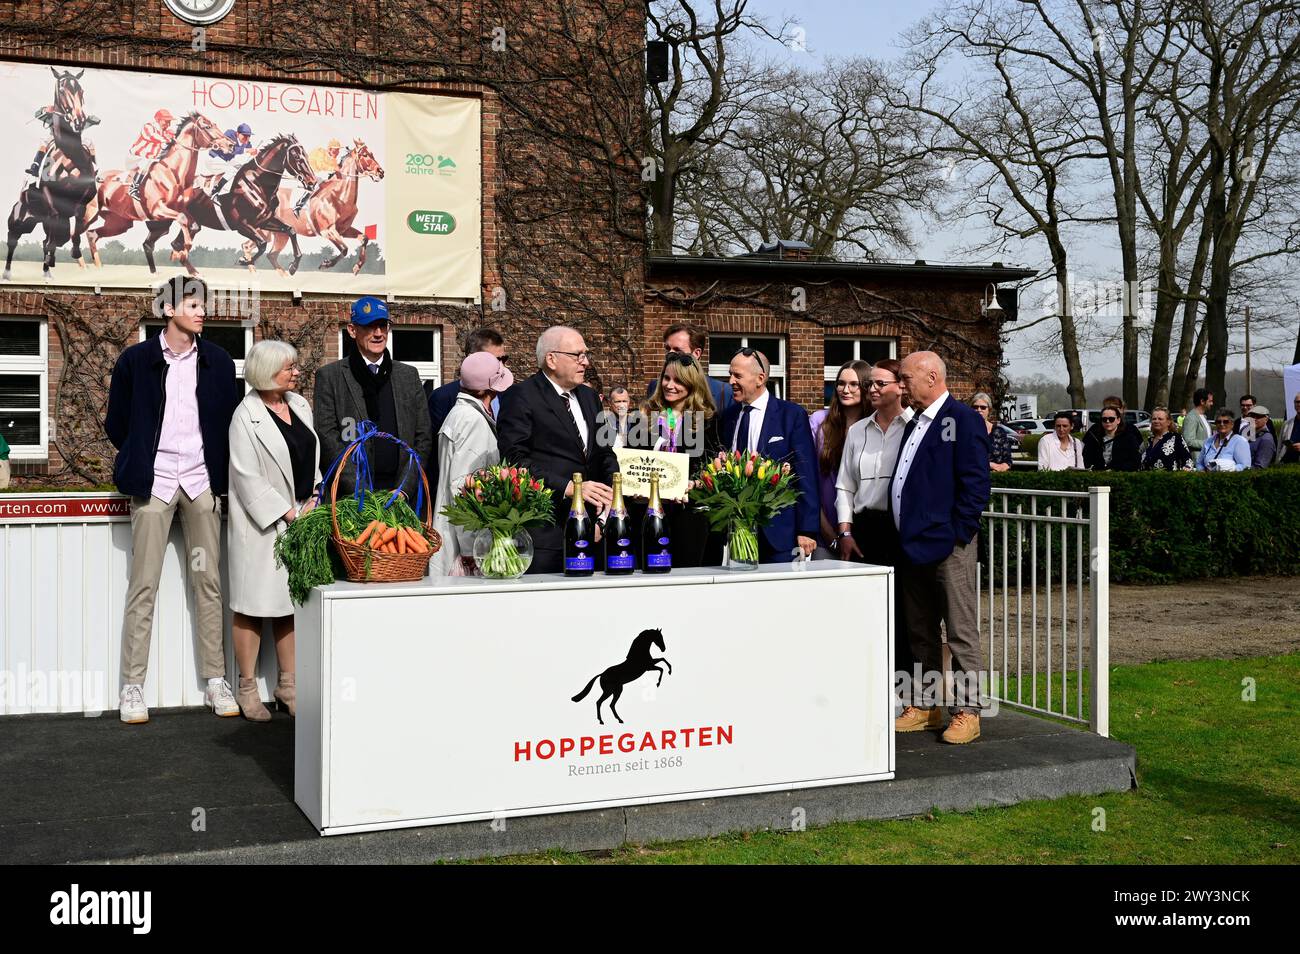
[328,439,443,583]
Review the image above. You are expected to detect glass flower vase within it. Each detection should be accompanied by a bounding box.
[472,528,533,580]
[724,521,760,570]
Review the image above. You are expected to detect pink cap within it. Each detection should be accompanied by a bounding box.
[460,351,513,393]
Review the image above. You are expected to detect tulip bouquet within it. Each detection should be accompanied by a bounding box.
[440,462,554,578]
[689,450,800,567]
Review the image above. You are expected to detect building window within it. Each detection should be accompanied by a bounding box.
[142,321,253,380]
[709,335,786,399]
[339,327,442,385]
[823,337,897,406]
[0,317,48,459]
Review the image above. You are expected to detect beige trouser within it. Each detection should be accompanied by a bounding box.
[898,538,983,714]
[121,488,225,685]
[0,459,10,489]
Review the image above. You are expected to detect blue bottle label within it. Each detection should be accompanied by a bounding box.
[607,554,635,570]
[657,536,670,546]
[616,537,631,548]
[647,553,672,568]
[574,539,589,549]
[565,555,594,571]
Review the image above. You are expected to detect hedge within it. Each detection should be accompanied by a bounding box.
[987,466,1300,583]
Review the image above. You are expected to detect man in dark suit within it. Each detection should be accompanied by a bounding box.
[890,351,991,744]
[313,296,433,502]
[718,347,819,562]
[646,322,733,413]
[497,326,619,573]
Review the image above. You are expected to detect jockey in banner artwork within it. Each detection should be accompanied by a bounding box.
[126,110,178,202]
[205,122,257,197]
[293,137,348,214]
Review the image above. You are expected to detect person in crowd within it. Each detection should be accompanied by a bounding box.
[1038,411,1085,471]
[432,352,514,576]
[810,360,872,557]
[834,358,914,674]
[314,296,433,501]
[1278,393,1300,465]
[718,347,819,562]
[1196,411,1253,471]
[628,352,723,566]
[1082,399,1141,471]
[227,341,322,721]
[1248,406,1276,469]
[428,328,507,440]
[648,322,733,413]
[892,351,991,744]
[971,392,1015,472]
[1140,406,1193,471]
[1181,388,1214,452]
[497,326,619,573]
[1234,394,1276,440]
[0,429,9,489]
[103,275,241,725]
[597,385,633,449]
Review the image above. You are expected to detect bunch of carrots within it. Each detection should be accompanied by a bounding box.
[352,520,430,554]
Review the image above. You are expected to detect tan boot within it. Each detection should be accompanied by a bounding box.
[237,677,271,722]
[895,706,943,732]
[941,710,981,744]
[274,672,296,718]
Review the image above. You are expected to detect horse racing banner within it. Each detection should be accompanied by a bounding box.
[0,59,481,300]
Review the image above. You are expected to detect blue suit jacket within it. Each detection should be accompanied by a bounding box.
[719,394,820,557]
[890,394,991,566]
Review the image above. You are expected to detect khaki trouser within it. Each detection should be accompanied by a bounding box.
[0,459,10,489]
[121,489,225,685]
[898,538,983,714]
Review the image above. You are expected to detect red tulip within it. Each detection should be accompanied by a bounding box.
[702,473,714,489]
[769,472,779,486]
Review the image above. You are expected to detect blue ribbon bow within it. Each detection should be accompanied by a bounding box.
[318,419,426,518]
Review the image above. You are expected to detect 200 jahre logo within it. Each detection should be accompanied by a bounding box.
[404,152,457,176]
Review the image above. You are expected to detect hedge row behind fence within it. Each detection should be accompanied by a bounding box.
[986,466,1300,584]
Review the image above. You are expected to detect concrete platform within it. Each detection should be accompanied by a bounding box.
[0,707,1135,864]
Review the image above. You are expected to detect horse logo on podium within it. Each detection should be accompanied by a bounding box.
[571,629,673,725]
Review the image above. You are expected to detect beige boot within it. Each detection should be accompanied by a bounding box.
[274,672,296,717]
[237,677,271,723]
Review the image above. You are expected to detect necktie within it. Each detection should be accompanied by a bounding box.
[563,391,587,451]
[369,363,380,375]
[734,404,753,452]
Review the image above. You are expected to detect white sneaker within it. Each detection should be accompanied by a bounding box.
[205,678,240,717]
[119,684,148,725]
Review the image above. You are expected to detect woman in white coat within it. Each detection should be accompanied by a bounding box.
[432,352,514,575]
[227,340,322,721]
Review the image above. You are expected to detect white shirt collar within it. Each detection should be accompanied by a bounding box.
[745,389,770,412]
[864,406,914,432]
[916,390,951,423]
[543,372,573,399]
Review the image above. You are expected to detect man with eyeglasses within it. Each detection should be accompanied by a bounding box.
[497,325,619,573]
[648,323,733,413]
[313,296,434,502]
[718,346,819,561]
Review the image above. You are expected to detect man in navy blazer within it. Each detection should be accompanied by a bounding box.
[645,322,734,413]
[719,348,819,562]
[890,351,991,744]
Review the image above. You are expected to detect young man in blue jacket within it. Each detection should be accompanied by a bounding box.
[104,275,242,725]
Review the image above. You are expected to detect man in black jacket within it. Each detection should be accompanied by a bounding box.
[313,296,433,502]
[497,326,619,573]
[103,275,241,725]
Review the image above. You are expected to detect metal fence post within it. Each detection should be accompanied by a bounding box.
[1089,486,1110,737]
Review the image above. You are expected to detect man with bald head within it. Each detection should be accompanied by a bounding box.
[890,351,991,743]
[497,326,619,573]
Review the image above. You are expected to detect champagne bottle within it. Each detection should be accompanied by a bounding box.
[564,472,594,576]
[604,473,635,575]
[642,473,671,573]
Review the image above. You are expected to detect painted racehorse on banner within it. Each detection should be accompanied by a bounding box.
[149,133,316,276]
[80,112,232,272]
[571,629,673,725]
[258,139,385,276]
[4,69,97,281]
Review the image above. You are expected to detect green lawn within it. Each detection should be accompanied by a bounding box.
[485,654,1300,864]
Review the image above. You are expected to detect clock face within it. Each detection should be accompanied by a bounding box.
[164,0,237,26]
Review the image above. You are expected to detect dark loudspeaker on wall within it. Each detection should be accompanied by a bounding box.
[647,41,668,84]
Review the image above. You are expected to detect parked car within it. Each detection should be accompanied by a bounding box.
[1008,418,1053,435]
[1055,408,1151,433]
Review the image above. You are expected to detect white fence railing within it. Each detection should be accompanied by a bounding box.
[978,487,1110,736]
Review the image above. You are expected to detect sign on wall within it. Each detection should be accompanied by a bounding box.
[0,59,481,300]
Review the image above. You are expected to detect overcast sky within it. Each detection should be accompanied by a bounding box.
[739,0,1298,383]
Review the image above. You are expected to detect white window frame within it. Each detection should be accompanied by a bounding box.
[0,316,49,461]
[337,327,442,385]
[141,320,254,380]
[822,337,898,406]
[708,334,786,399]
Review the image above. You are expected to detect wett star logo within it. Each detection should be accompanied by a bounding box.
[49,884,151,934]
[571,628,673,724]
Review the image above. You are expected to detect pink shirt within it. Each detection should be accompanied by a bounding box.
[152,335,210,503]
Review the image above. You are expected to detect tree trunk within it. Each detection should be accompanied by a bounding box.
[1143,255,1178,410]
[1169,211,1213,411]
[1050,241,1087,407]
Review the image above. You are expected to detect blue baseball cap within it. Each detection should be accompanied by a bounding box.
[349,296,390,326]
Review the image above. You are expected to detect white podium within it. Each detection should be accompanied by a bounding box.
[295,561,894,835]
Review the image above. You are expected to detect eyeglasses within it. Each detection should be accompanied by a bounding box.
[836,380,861,390]
[867,379,897,390]
[498,354,511,366]
[664,352,697,368]
[972,404,989,411]
[1217,419,1235,427]
[550,350,592,364]
[733,347,769,374]
[1101,416,1119,423]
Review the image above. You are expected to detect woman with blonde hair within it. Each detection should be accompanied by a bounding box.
[227,339,321,721]
[810,360,871,556]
